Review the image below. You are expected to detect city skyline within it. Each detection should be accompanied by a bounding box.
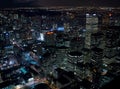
[0,6,120,89]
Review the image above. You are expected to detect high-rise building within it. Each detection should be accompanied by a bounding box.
[64,23,70,33]
[86,13,98,32]
[102,14,110,26]
[104,26,119,58]
[44,31,56,46]
[85,13,98,49]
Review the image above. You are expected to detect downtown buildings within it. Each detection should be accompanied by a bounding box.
[0,7,120,89]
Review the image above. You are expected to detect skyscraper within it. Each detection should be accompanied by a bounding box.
[45,31,56,46]
[85,13,98,49]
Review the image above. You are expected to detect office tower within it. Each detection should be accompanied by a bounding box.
[64,23,70,33]
[45,31,56,46]
[85,13,98,49]
[104,26,119,58]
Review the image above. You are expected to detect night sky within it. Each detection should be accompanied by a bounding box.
[0,0,120,8]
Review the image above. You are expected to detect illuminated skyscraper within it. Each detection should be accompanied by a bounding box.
[85,13,98,49]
